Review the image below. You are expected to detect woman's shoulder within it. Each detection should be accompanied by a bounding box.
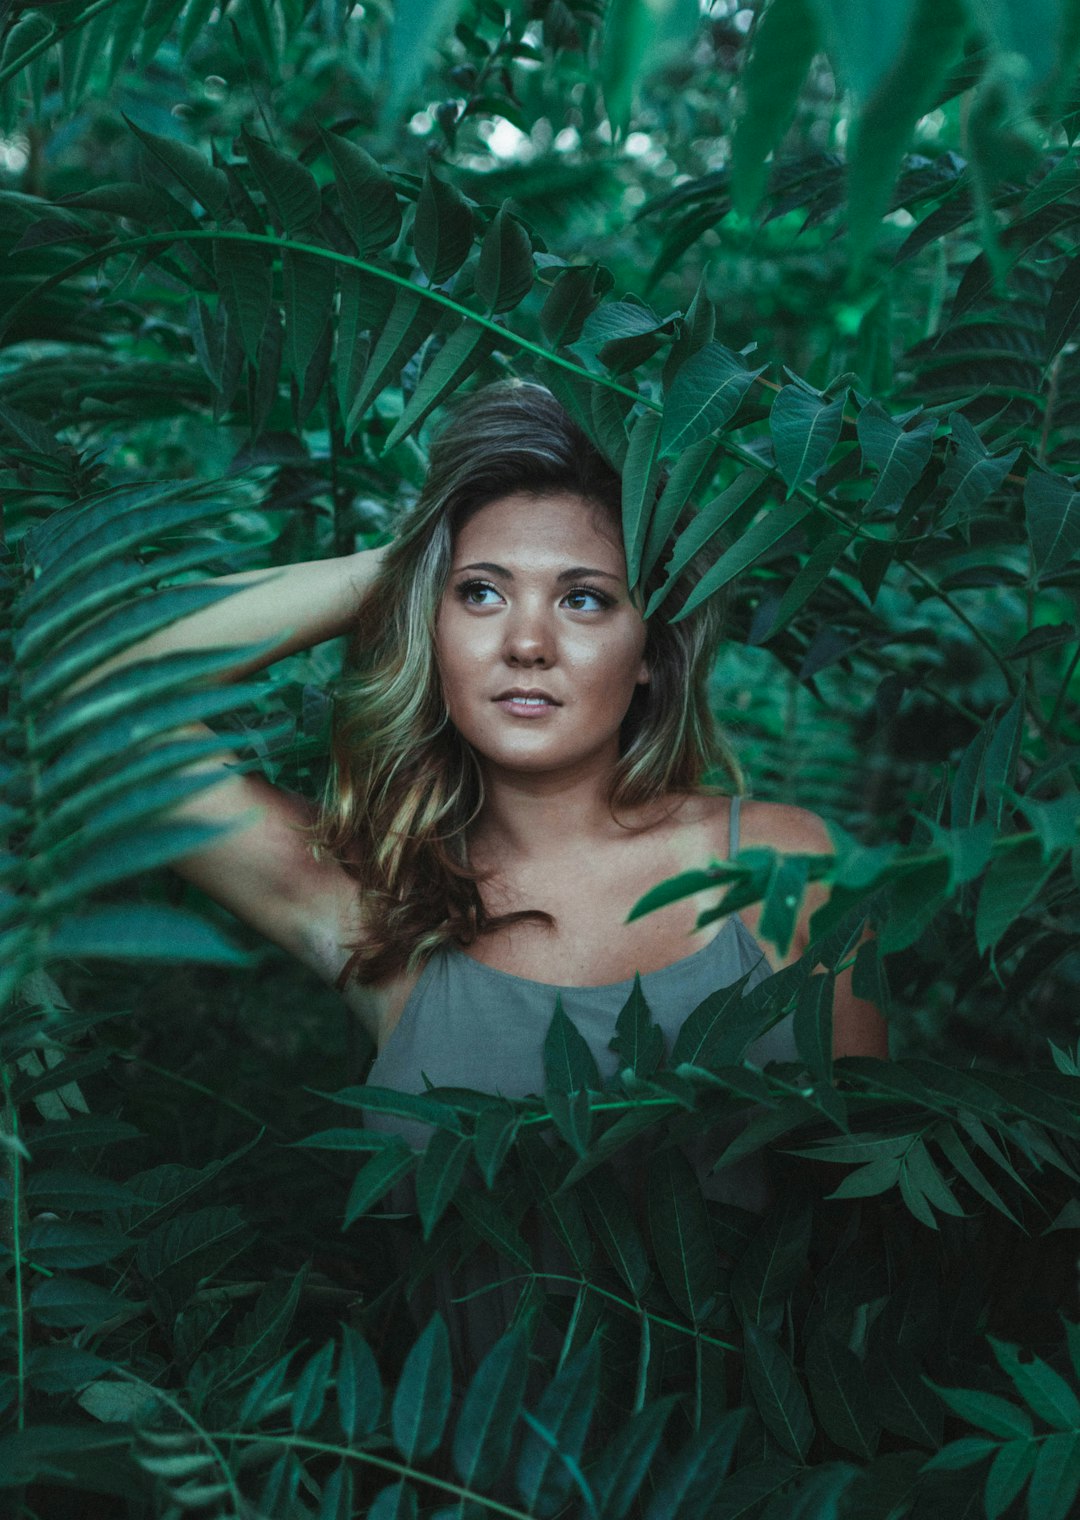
[736,797,834,855]
[663,790,833,860]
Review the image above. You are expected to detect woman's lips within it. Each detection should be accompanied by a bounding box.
[493,696,560,717]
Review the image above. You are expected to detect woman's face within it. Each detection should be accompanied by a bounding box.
[434,490,650,778]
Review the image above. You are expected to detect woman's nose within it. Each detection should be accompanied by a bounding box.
[502,602,554,666]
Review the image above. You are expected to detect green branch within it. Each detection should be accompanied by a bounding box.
[0,0,129,91]
[1,1066,26,1430]
[0,228,646,408]
[452,1270,740,1352]
[218,1430,537,1518]
[3,225,1024,713]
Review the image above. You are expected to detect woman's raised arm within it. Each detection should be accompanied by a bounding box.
[66,546,390,1005]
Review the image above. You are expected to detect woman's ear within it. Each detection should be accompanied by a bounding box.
[636,656,650,686]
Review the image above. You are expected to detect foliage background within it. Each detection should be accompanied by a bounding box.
[2,0,1080,1516]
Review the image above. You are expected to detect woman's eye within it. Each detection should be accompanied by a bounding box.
[564,587,611,611]
[458,580,502,605]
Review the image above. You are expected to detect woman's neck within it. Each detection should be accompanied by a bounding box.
[470,756,666,867]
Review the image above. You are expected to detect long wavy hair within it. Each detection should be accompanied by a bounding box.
[313,381,745,987]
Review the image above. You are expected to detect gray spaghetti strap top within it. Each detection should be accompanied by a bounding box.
[361,794,801,1374]
[366,794,795,1114]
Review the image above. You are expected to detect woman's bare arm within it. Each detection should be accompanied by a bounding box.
[67,546,390,998]
[69,547,389,693]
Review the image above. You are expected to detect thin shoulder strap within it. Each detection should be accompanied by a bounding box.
[728,793,742,859]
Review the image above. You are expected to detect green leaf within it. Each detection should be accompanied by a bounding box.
[1027,1432,1080,1520]
[793,971,834,1084]
[0,1424,135,1488]
[730,1194,812,1323]
[135,1205,250,1305]
[670,970,768,1069]
[292,1341,336,1433]
[547,1087,594,1158]
[415,1130,472,1240]
[933,1123,1024,1228]
[392,1313,452,1462]
[976,838,1061,954]
[609,975,664,1078]
[826,1161,905,1197]
[938,412,1019,528]
[39,819,246,911]
[452,1327,529,1490]
[770,384,846,496]
[283,249,336,385]
[1025,468,1080,581]
[318,1464,353,1520]
[645,468,770,617]
[345,287,433,439]
[24,1347,113,1396]
[804,1324,878,1459]
[843,0,967,262]
[732,0,820,217]
[639,438,720,587]
[575,1167,651,1297]
[124,115,228,215]
[856,400,936,512]
[48,906,249,967]
[515,1338,600,1515]
[871,1344,943,1447]
[661,342,765,456]
[320,128,401,254]
[646,1146,717,1322]
[1046,253,1080,354]
[927,1382,1033,1440]
[315,1084,462,1133]
[990,1337,1080,1430]
[588,1396,676,1519]
[742,1319,815,1461]
[600,0,701,134]
[473,1103,520,1188]
[986,1438,1037,1520]
[453,1190,532,1272]
[338,1325,382,1442]
[413,164,474,285]
[214,238,273,364]
[23,1219,128,1271]
[543,996,602,1093]
[622,409,664,590]
[540,265,608,348]
[346,1143,419,1222]
[381,322,492,451]
[475,204,533,314]
[30,1275,137,1329]
[756,529,852,641]
[242,129,320,233]
[670,498,812,623]
[758,852,811,958]
[642,1410,747,1518]
[385,0,469,121]
[367,1480,418,1520]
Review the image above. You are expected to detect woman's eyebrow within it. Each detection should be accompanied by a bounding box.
[457,561,622,583]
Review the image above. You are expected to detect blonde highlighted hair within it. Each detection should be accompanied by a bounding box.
[314,381,745,986]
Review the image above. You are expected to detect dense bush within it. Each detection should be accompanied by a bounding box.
[1,1,1079,1515]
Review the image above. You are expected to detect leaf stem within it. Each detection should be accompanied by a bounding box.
[1,1066,26,1429]
[218,1430,538,1518]
[0,0,129,90]
[452,1270,740,1352]
[0,228,647,409]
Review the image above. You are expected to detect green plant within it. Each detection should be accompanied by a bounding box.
[1,1,1079,1515]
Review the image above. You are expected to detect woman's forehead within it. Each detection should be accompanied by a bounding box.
[452,489,624,569]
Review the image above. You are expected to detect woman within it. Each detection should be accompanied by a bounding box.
[114,382,883,1060]
[86,381,886,1363]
